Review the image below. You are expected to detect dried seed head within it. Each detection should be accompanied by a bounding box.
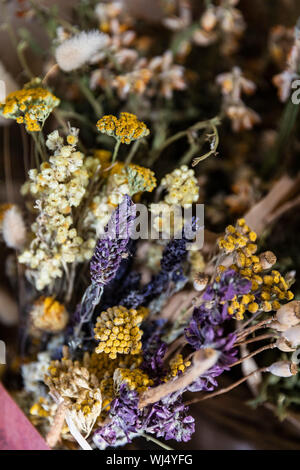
[259,251,277,270]
[268,361,298,377]
[193,273,210,292]
[276,301,300,327]
[282,325,300,348]
[275,337,296,352]
[269,320,290,332]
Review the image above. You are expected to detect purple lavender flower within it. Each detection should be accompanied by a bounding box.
[93,385,195,449]
[184,269,251,392]
[121,219,198,309]
[90,195,136,286]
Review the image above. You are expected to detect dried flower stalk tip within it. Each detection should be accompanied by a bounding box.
[276,300,300,327]
[268,361,298,377]
[282,325,300,348]
[193,273,210,292]
[275,337,296,352]
[259,251,277,270]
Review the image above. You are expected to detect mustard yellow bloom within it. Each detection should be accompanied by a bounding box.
[0,83,60,132]
[96,112,149,144]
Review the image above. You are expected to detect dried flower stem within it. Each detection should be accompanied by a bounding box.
[46,401,67,448]
[235,333,276,347]
[230,343,276,368]
[139,348,219,408]
[236,317,275,343]
[184,367,269,405]
[142,433,174,450]
[112,139,121,164]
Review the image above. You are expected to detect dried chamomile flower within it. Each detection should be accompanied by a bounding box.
[0,80,60,132]
[96,112,149,144]
[94,305,148,359]
[114,368,153,394]
[30,296,69,333]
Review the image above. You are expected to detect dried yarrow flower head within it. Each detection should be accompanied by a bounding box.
[55,30,109,72]
[125,164,157,195]
[30,296,69,333]
[94,305,148,359]
[1,204,26,250]
[96,112,149,144]
[217,219,294,319]
[114,367,154,394]
[0,79,60,132]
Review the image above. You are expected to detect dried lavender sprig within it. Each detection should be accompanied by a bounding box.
[70,196,136,351]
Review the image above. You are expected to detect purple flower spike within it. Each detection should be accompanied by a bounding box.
[90,195,136,286]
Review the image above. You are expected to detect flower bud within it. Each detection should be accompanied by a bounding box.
[268,361,298,377]
[201,8,217,32]
[282,325,300,348]
[193,273,210,292]
[259,251,277,270]
[276,301,300,327]
[275,337,295,352]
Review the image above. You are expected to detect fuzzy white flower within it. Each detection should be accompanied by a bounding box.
[55,30,109,72]
[2,205,26,250]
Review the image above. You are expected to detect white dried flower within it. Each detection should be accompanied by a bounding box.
[282,325,300,349]
[2,205,26,250]
[55,30,109,72]
[275,337,296,352]
[275,301,300,328]
[268,361,298,377]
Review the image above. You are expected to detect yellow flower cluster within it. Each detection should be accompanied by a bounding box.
[114,367,154,393]
[94,306,148,359]
[218,219,294,320]
[218,218,257,255]
[30,296,69,333]
[0,84,60,132]
[96,112,149,144]
[125,164,157,194]
[19,129,97,290]
[164,354,191,381]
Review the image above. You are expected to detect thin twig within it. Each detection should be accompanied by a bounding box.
[230,343,276,368]
[184,367,268,405]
